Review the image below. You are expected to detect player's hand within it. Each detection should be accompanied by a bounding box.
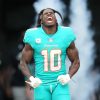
[25,76,42,88]
[57,74,71,85]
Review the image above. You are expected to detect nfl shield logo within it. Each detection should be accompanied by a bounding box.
[35,38,41,44]
[48,38,53,42]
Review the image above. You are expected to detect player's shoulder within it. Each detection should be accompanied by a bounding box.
[25,27,40,33]
[59,25,75,37]
[60,26,74,33]
[60,26,72,30]
[24,27,41,37]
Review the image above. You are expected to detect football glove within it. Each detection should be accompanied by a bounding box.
[25,76,42,88]
[57,74,71,85]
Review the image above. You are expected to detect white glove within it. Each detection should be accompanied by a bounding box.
[25,76,42,88]
[57,74,71,85]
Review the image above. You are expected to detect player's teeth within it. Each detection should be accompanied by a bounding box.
[48,17,52,19]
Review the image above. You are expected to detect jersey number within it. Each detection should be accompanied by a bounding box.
[41,50,61,72]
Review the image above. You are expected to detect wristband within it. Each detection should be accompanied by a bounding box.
[66,74,71,80]
[29,76,34,81]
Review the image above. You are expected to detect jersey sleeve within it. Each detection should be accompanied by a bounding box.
[66,27,76,47]
[23,29,33,48]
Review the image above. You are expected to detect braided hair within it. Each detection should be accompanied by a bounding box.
[36,8,62,27]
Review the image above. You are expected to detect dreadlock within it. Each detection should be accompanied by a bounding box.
[36,8,63,27]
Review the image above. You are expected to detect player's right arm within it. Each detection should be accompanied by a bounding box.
[20,44,42,88]
[20,44,33,78]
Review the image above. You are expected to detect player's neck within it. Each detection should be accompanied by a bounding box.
[42,25,57,34]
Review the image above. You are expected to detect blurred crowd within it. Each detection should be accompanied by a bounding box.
[0,45,25,100]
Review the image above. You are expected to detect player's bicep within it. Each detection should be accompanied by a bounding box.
[67,42,79,62]
[21,44,33,63]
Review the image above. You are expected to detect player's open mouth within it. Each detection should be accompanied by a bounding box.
[47,16,53,23]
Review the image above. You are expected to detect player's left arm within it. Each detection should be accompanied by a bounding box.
[67,42,80,78]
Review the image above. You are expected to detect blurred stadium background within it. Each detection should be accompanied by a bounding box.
[0,0,100,100]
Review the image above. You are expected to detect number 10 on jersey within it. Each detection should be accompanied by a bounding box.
[41,49,61,72]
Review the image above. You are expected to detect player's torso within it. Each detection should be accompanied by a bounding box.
[30,26,69,81]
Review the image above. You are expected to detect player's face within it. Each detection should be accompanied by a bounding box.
[41,9,57,27]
